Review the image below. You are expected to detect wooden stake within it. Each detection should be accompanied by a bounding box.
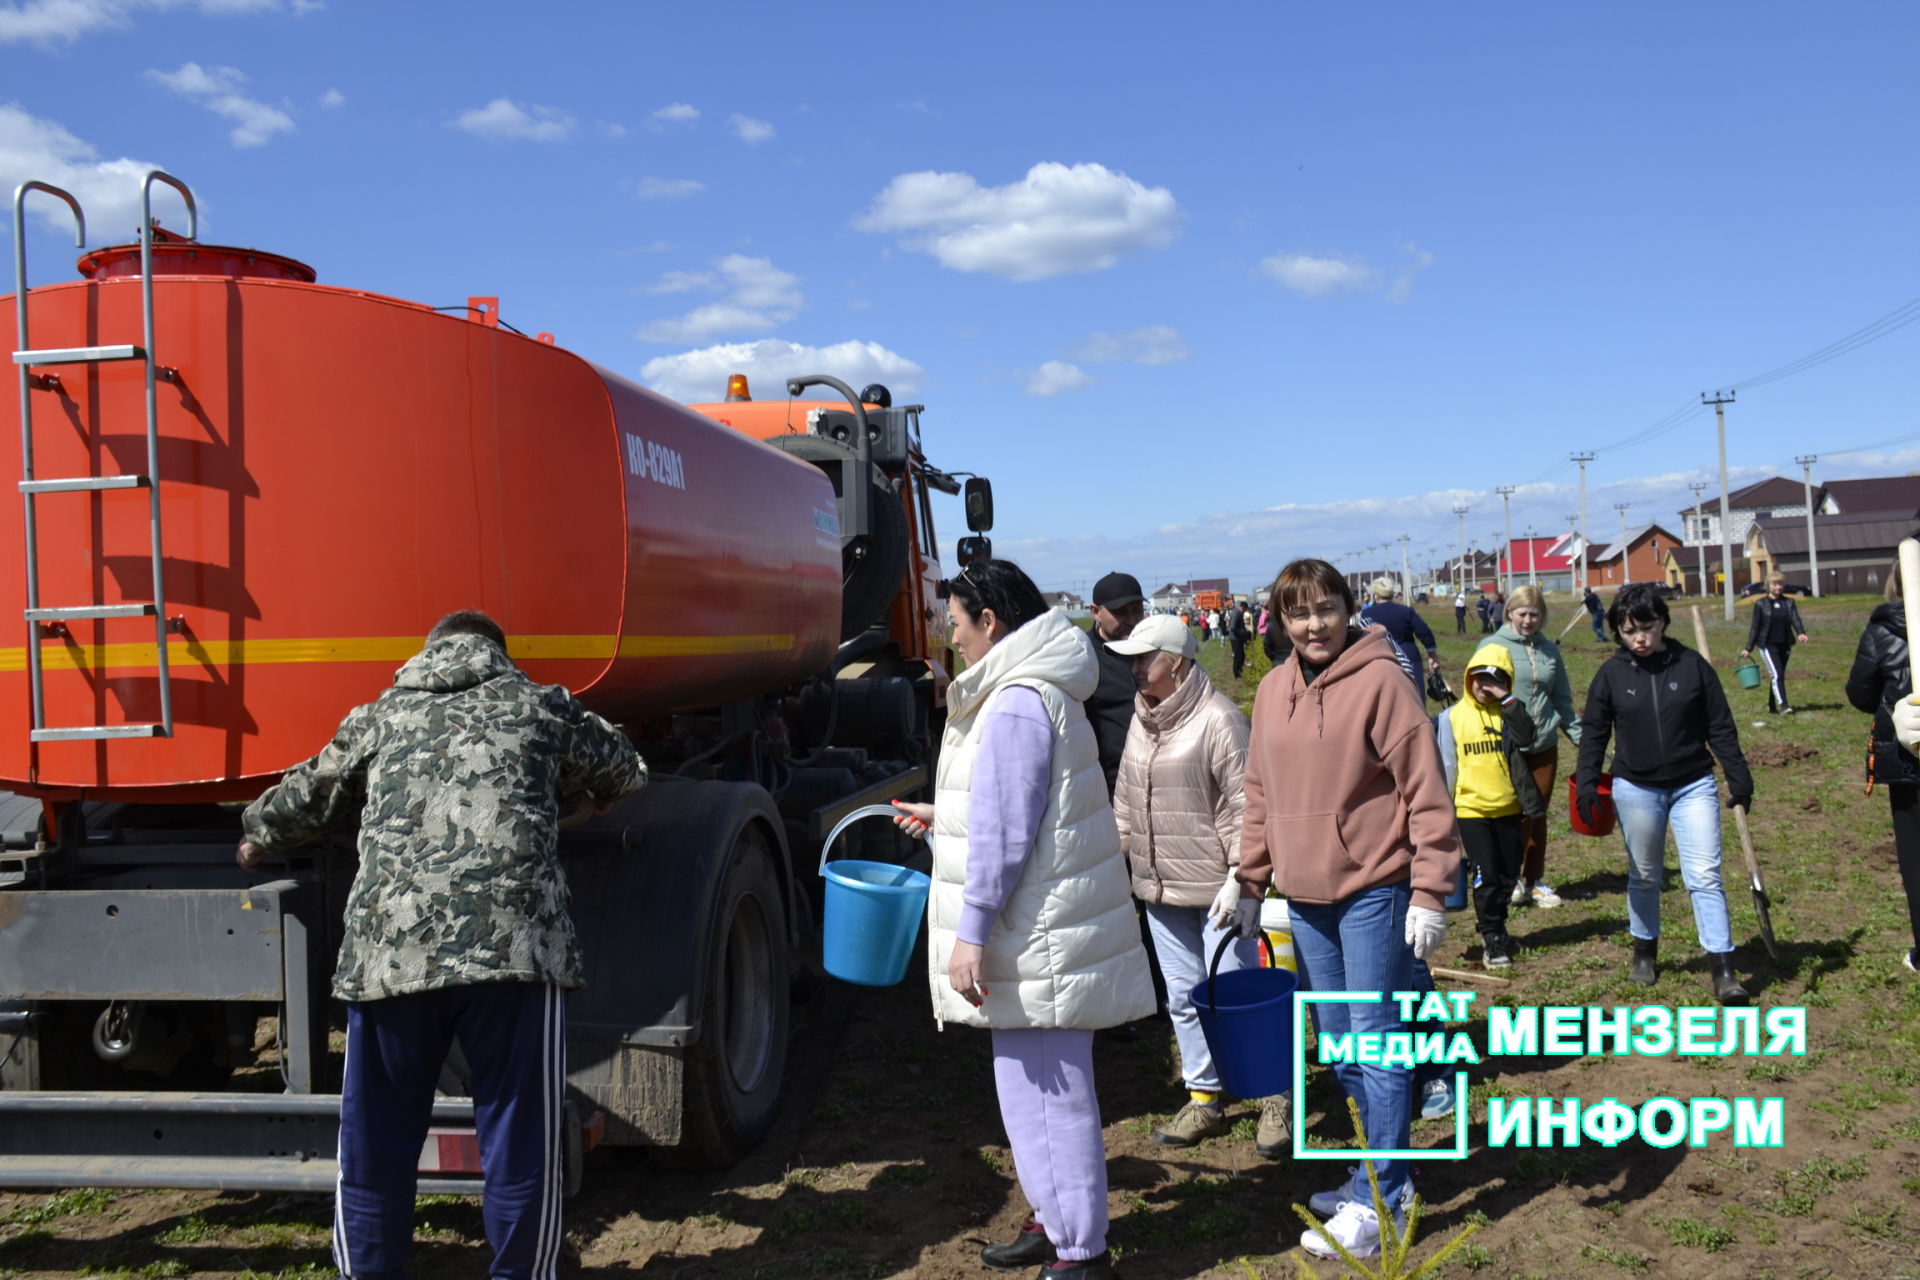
[1689,604,1712,664]
[1428,965,1511,986]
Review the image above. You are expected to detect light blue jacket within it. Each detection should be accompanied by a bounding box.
[1486,623,1582,754]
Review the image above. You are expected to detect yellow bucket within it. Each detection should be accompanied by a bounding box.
[1259,896,1296,972]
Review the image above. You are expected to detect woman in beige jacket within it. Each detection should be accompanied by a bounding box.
[1108,615,1286,1155]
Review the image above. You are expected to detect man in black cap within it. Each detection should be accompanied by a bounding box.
[1087,571,1146,798]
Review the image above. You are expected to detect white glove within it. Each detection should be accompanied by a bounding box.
[1207,874,1242,929]
[1895,697,1920,751]
[1405,905,1447,961]
[1208,877,1263,940]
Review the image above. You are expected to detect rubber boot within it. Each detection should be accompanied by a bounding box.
[1629,937,1658,986]
[980,1221,1052,1272]
[1709,952,1750,1006]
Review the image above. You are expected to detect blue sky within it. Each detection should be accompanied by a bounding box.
[6,0,1917,597]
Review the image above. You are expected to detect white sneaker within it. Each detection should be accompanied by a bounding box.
[1531,882,1563,909]
[1302,1200,1399,1260]
[1307,1170,1415,1218]
[1509,880,1529,907]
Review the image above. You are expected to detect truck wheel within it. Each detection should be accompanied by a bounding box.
[657,826,790,1168]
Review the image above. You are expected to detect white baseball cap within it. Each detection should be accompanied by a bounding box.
[1105,613,1198,660]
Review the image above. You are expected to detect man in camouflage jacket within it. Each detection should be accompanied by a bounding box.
[239,611,645,1280]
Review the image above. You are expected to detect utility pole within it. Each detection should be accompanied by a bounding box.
[1524,525,1538,591]
[1398,533,1412,600]
[1564,514,1579,597]
[1688,480,1708,598]
[1796,454,1821,596]
[1496,484,1515,596]
[1703,391,1736,621]
[1571,452,1595,598]
[1614,502,1631,542]
[1452,505,1469,595]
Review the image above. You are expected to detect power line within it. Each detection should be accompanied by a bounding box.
[1729,294,1920,391]
[1823,429,1920,458]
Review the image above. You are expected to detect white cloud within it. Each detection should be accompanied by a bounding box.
[856,161,1183,282]
[0,103,165,237]
[450,97,573,143]
[651,102,699,124]
[1025,361,1094,397]
[627,176,704,201]
[642,269,716,295]
[729,113,775,143]
[146,61,239,95]
[1068,325,1189,366]
[1260,251,1377,299]
[641,338,922,404]
[144,62,294,147]
[0,0,281,45]
[637,254,803,343]
[1389,244,1436,304]
[318,87,344,109]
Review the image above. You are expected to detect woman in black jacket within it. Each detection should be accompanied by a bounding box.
[1575,584,1754,1002]
[1845,601,1920,973]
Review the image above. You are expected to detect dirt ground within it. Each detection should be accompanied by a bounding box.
[2,596,1918,1279]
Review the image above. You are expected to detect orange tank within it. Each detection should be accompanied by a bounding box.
[1,237,841,802]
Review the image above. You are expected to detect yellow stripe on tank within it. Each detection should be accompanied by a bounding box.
[0,634,794,673]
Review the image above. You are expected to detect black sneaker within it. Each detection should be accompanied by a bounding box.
[1483,934,1513,967]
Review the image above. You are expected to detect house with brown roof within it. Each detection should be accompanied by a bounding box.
[1817,475,1920,519]
[1749,512,1918,595]
[1587,524,1683,588]
[1677,477,1811,556]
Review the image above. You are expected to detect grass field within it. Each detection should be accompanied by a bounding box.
[0,592,1914,1279]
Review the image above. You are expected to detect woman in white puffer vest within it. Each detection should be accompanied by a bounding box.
[1107,615,1289,1157]
[892,560,1154,1280]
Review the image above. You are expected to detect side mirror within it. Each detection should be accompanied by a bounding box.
[963,477,994,532]
[957,535,992,567]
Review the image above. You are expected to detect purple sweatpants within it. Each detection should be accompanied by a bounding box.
[991,1027,1107,1261]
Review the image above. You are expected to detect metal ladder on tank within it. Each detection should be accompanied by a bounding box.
[12,171,196,741]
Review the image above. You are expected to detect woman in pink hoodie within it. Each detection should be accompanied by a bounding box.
[1232,558,1460,1262]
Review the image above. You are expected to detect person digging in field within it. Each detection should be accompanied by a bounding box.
[1740,572,1809,715]
[1844,599,1920,974]
[1486,584,1583,910]
[1228,558,1460,1262]
[1436,643,1542,968]
[891,559,1154,1280]
[1574,584,1755,1004]
[1105,615,1290,1156]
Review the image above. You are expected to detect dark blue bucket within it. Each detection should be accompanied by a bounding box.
[1191,933,1298,1100]
[1445,854,1470,910]
[822,859,931,987]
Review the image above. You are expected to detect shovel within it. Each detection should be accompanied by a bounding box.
[1730,804,1779,961]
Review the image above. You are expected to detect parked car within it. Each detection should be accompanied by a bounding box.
[1740,580,1811,596]
[1624,580,1681,600]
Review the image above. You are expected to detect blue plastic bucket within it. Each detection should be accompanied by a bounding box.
[1446,854,1470,910]
[1191,934,1298,1100]
[822,859,930,986]
[817,805,932,987]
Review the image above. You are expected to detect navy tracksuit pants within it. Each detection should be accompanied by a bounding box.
[335,981,566,1280]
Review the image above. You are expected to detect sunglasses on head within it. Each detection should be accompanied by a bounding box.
[936,565,978,600]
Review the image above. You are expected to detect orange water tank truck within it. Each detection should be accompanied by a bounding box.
[0,171,993,1187]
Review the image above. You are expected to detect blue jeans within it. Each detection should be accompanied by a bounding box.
[1143,902,1257,1095]
[1611,774,1734,954]
[1291,882,1414,1206]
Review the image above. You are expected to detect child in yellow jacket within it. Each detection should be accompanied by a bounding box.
[1436,643,1544,966]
